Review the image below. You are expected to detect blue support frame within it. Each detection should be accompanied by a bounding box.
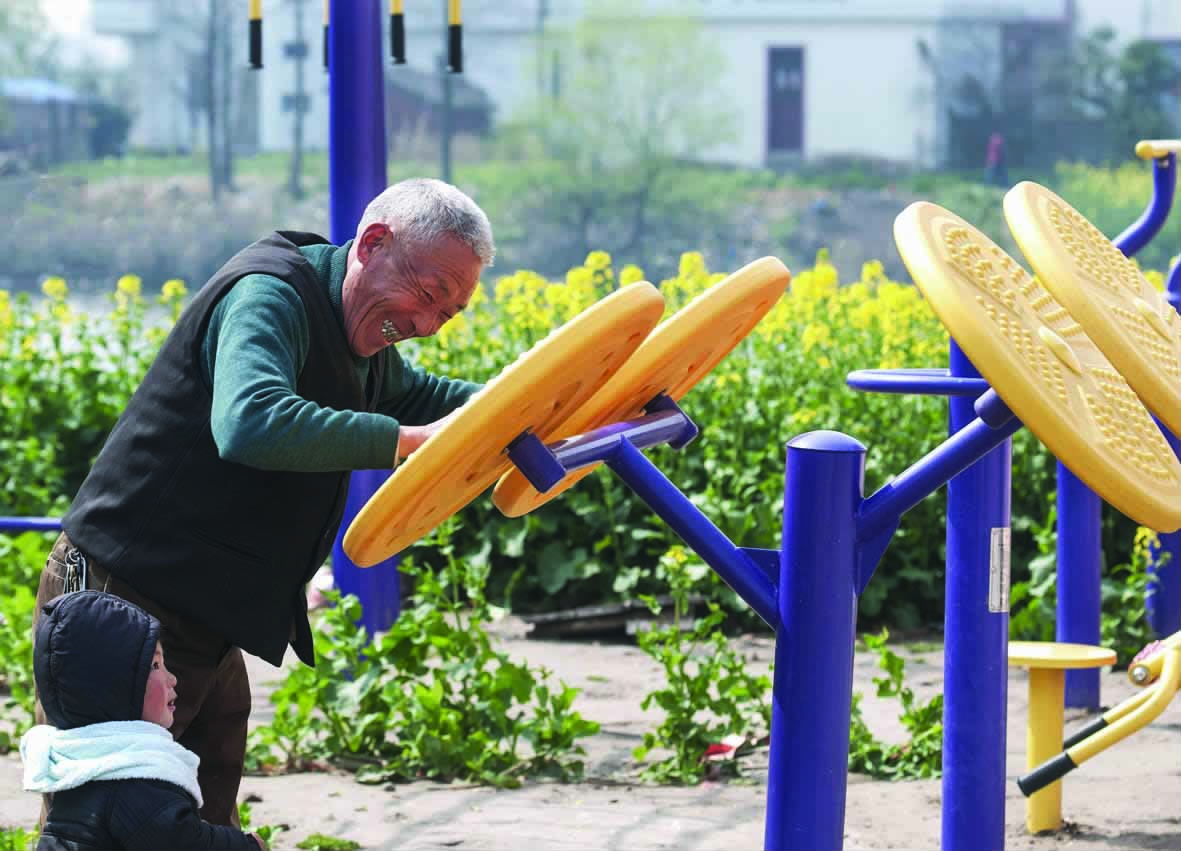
[509,383,1023,849]
[942,344,1011,850]
[325,0,402,637]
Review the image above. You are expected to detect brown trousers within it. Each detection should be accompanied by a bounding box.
[33,533,251,827]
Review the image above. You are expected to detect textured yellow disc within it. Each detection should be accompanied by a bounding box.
[1004,181,1181,436]
[894,202,1181,533]
[343,282,667,566]
[491,256,790,518]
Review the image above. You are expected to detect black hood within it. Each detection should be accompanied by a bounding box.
[34,591,161,729]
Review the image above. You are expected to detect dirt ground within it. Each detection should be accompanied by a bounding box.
[1,621,1178,850]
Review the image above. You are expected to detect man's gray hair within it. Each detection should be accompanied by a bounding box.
[358,177,496,267]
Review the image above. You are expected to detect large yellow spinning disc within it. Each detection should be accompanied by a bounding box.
[343,282,667,566]
[1003,181,1181,436]
[492,256,790,518]
[894,202,1181,533]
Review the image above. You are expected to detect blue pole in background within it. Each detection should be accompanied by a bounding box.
[942,342,1010,851]
[327,0,401,636]
[1057,468,1101,708]
[765,430,864,851]
[1057,151,1177,704]
[1151,249,1181,637]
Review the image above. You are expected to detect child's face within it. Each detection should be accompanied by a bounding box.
[142,641,178,728]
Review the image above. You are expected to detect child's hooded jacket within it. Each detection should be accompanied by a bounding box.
[24,590,258,850]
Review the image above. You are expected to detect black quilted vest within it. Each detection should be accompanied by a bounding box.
[63,232,385,666]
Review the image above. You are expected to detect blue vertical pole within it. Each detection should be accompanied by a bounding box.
[327,0,401,635]
[942,342,1010,851]
[1057,468,1101,707]
[1149,258,1181,637]
[1149,428,1181,637]
[766,430,865,851]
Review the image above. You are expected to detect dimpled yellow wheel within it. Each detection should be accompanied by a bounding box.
[343,282,667,566]
[1003,181,1181,436]
[491,256,790,518]
[894,202,1181,533]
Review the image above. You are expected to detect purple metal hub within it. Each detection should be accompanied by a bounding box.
[507,395,698,494]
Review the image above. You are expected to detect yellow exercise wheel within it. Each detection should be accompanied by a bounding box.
[894,201,1181,533]
[343,281,666,566]
[491,256,790,518]
[1003,181,1181,436]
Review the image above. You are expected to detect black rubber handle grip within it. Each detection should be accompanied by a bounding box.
[323,24,329,69]
[391,14,405,63]
[1017,752,1077,797]
[249,19,263,69]
[1062,716,1107,750]
[448,23,462,72]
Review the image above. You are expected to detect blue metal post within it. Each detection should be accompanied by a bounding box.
[1057,468,1101,707]
[1149,231,1181,637]
[766,430,865,851]
[1057,152,1177,698]
[1149,422,1181,637]
[327,0,401,634]
[942,342,1010,851]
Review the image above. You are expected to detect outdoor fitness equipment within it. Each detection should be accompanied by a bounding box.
[344,281,667,566]
[1016,634,1180,805]
[345,256,791,568]
[346,197,1181,848]
[1044,142,1181,708]
[1006,641,1117,833]
[492,256,790,518]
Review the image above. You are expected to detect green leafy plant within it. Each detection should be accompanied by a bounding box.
[0,826,37,851]
[247,518,599,789]
[1010,494,1163,667]
[632,547,772,784]
[847,629,943,780]
[237,801,287,847]
[1100,526,1162,667]
[0,531,52,740]
[296,835,361,851]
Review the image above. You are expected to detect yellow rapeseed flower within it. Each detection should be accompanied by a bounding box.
[585,250,612,271]
[117,274,143,299]
[41,277,68,301]
[620,264,645,286]
[161,279,188,300]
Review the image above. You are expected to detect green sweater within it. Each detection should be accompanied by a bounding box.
[199,241,480,472]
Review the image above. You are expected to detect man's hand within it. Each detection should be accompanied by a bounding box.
[396,409,463,460]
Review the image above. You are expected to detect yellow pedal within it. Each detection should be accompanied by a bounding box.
[894,202,1181,534]
[343,281,666,566]
[492,257,790,518]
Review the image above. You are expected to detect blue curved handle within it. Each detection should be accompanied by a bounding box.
[846,368,990,397]
[1114,152,1176,257]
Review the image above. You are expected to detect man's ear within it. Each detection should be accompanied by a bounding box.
[356,222,390,265]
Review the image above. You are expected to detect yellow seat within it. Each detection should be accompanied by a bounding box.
[1008,641,1116,833]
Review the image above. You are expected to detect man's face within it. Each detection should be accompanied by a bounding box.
[342,224,482,358]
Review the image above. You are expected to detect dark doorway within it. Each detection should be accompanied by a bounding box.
[767,46,804,158]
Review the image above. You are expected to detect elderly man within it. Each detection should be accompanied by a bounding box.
[33,177,494,826]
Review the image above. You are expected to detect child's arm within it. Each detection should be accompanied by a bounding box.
[110,780,262,850]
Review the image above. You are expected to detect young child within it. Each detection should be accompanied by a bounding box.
[21,590,266,850]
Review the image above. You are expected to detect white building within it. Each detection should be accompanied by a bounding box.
[90,0,1181,168]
